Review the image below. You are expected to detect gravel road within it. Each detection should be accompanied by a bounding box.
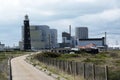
[11,55,55,80]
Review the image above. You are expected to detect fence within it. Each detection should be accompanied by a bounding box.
[0,59,8,80]
[37,57,108,80]
[8,58,12,80]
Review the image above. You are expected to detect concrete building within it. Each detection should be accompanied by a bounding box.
[0,42,5,51]
[75,27,88,39]
[59,32,71,48]
[62,32,71,43]
[50,29,57,48]
[71,36,77,47]
[30,25,50,50]
[19,41,23,50]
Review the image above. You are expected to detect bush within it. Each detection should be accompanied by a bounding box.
[83,58,91,62]
[60,54,79,58]
[94,53,108,59]
[83,58,105,64]
[36,52,61,58]
[110,53,119,58]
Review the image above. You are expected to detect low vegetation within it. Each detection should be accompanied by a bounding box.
[38,52,61,58]
[27,55,82,80]
[33,50,120,80]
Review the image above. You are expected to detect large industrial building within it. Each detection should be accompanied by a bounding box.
[30,25,50,50]
[50,29,57,48]
[59,32,71,48]
[30,25,57,50]
[62,32,71,43]
[75,27,88,39]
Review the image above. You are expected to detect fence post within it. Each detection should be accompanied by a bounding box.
[92,64,95,80]
[69,61,72,74]
[76,62,78,75]
[75,62,77,76]
[74,62,77,80]
[83,63,85,79]
[8,58,12,80]
[105,65,108,80]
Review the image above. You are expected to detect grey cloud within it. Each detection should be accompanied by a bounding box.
[0,0,120,46]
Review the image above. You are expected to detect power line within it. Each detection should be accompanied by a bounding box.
[90,32,120,36]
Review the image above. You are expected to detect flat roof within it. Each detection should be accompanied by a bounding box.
[79,37,104,41]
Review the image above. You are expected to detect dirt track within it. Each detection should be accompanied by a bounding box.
[11,55,55,80]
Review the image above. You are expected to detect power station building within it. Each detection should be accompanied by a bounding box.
[50,29,58,48]
[75,27,88,39]
[30,25,50,50]
[59,32,72,48]
[75,27,106,49]
[30,25,57,50]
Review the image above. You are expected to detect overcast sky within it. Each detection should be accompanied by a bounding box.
[0,0,120,47]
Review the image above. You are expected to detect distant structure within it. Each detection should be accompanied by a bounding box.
[71,36,77,47]
[77,37,105,48]
[59,32,71,48]
[75,27,88,39]
[30,25,58,50]
[50,29,57,49]
[0,42,5,51]
[30,25,50,50]
[30,26,58,50]
[62,32,71,43]
[19,15,58,50]
[74,27,106,49]
[23,15,31,50]
[69,25,71,37]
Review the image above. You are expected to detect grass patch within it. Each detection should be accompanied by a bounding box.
[94,53,108,59]
[109,70,120,80]
[58,54,79,60]
[83,58,106,65]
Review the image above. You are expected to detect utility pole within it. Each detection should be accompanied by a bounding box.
[105,32,107,51]
[69,25,71,37]
[48,34,51,50]
[105,32,107,45]
[69,25,72,48]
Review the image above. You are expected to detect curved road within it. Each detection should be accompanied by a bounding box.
[11,55,55,80]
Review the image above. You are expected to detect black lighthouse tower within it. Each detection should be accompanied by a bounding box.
[23,15,31,50]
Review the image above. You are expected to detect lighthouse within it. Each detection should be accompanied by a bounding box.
[23,15,31,50]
